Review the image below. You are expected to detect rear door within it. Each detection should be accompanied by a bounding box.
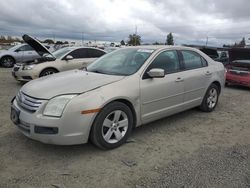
[140,50,185,124]
[61,48,89,70]
[179,50,212,106]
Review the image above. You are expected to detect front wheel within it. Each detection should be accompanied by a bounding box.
[199,84,219,112]
[39,68,58,77]
[90,102,133,149]
[0,56,15,68]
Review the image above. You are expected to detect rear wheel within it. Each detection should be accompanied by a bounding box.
[39,68,58,77]
[90,102,133,149]
[199,83,219,112]
[0,56,15,68]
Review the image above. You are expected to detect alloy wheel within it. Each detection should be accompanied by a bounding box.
[102,110,128,144]
[207,88,218,109]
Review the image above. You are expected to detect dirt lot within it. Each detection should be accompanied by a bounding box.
[0,68,250,188]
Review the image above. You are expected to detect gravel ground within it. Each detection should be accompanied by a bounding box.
[0,68,250,188]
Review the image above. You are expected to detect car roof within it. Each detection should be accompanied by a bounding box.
[66,46,105,51]
[119,45,201,51]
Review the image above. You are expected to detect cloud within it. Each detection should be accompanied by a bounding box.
[0,0,249,46]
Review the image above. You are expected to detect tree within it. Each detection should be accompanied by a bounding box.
[153,41,160,45]
[166,32,174,45]
[55,41,63,45]
[127,34,141,46]
[239,37,245,47]
[6,36,13,43]
[43,39,54,44]
[0,35,6,43]
[120,40,125,45]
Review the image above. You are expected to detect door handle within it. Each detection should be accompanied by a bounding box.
[205,71,212,76]
[175,77,184,82]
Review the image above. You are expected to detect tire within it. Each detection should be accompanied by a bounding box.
[39,68,58,77]
[199,83,219,112]
[0,56,15,68]
[90,102,133,150]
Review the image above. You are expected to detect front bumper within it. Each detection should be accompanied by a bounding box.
[10,98,95,145]
[12,65,38,82]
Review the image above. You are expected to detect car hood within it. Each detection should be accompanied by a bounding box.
[21,70,125,99]
[22,34,55,58]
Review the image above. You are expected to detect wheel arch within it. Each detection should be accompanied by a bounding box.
[0,55,16,64]
[39,67,59,77]
[98,98,137,129]
[211,80,221,94]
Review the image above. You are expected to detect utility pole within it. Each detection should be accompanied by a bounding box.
[81,32,84,46]
[206,36,208,46]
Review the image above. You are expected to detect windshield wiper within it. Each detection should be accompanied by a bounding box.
[91,70,107,74]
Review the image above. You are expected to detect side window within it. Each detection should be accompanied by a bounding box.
[68,49,88,59]
[181,50,205,69]
[18,45,34,51]
[87,49,105,58]
[147,50,180,74]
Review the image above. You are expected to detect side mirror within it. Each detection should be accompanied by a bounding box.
[65,55,73,61]
[147,68,165,78]
[15,49,21,52]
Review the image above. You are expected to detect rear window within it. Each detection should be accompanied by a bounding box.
[181,50,206,70]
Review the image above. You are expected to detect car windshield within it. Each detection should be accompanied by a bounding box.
[8,44,24,51]
[52,48,72,59]
[87,48,154,76]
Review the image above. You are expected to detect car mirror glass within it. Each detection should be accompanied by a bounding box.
[65,55,73,61]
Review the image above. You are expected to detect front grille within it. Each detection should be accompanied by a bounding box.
[16,91,43,112]
[229,70,249,76]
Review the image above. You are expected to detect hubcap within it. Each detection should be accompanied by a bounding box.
[102,110,128,144]
[3,57,13,67]
[207,88,218,109]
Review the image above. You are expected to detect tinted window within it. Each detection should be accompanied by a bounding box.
[18,45,34,51]
[181,51,205,69]
[68,49,88,59]
[147,50,180,74]
[87,49,105,58]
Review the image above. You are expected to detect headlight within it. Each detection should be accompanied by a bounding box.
[23,65,35,70]
[43,95,76,117]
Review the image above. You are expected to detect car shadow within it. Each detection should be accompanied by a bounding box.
[225,85,250,91]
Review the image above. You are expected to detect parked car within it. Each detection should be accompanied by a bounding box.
[226,60,250,87]
[12,34,106,82]
[10,46,225,149]
[0,43,43,68]
[225,48,250,87]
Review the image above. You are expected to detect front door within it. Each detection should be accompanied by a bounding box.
[140,50,184,124]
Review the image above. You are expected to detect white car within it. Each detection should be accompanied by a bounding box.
[10,46,225,149]
[12,35,106,82]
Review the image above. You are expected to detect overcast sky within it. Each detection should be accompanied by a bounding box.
[0,0,250,46]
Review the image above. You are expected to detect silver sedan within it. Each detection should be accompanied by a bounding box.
[10,46,225,149]
[0,44,41,67]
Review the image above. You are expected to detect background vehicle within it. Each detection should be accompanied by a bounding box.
[225,48,250,87]
[0,44,42,68]
[12,35,106,82]
[10,46,225,149]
